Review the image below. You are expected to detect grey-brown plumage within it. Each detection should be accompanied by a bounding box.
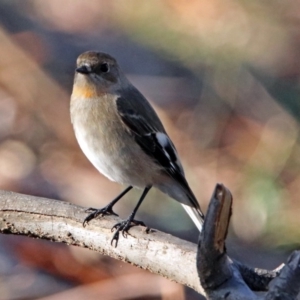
[71,51,204,245]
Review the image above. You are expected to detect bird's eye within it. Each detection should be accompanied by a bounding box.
[99,63,109,73]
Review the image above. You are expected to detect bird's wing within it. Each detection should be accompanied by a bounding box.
[116,95,183,172]
[116,94,201,211]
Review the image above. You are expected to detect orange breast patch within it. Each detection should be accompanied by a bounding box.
[72,85,97,99]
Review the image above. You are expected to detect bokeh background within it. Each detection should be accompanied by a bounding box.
[0,1,300,299]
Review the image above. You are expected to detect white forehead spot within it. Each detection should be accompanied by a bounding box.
[84,64,92,72]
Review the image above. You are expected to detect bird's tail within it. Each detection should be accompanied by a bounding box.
[181,203,204,232]
[155,178,205,232]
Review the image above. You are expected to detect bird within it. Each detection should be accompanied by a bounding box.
[70,51,204,246]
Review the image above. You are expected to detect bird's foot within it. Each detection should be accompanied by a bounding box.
[110,219,145,247]
[83,205,118,227]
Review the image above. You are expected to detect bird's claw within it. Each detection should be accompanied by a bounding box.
[83,206,118,227]
[110,219,145,247]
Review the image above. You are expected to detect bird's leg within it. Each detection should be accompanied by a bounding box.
[111,186,152,247]
[83,186,133,227]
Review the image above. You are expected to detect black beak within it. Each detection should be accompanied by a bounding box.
[76,65,91,74]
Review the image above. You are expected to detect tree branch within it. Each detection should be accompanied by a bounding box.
[0,187,299,299]
[196,184,300,300]
[0,189,204,294]
[265,250,300,300]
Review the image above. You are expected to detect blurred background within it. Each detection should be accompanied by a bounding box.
[0,0,300,299]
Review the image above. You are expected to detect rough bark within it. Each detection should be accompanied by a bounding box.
[197,184,300,300]
[0,187,299,299]
[0,189,203,293]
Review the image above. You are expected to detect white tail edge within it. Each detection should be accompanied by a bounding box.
[181,203,204,232]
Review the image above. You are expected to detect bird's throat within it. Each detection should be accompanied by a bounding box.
[72,84,98,99]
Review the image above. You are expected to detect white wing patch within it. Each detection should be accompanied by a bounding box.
[156,132,168,147]
[155,132,184,174]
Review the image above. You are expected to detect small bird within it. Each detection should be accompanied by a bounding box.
[70,51,204,246]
